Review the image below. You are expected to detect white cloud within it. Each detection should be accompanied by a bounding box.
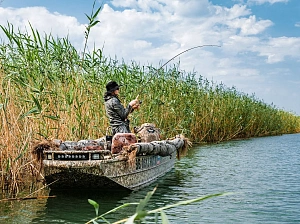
[228,15,273,35]
[111,0,138,8]
[0,1,299,114]
[213,4,251,20]
[0,3,291,79]
[256,37,300,63]
[0,3,295,70]
[247,0,289,5]
[111,0,212,16]
[0,6,85,48]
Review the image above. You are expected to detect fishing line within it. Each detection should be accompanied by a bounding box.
[136,44,221,100]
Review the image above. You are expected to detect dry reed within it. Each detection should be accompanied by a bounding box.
[0,23,299,194]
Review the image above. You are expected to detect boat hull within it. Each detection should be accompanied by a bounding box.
[43,152,176,190]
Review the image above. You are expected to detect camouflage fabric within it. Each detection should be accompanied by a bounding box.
[134,123,161,142]
[104,95,133,135]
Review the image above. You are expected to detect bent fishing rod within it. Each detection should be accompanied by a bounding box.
[135,44,221,102]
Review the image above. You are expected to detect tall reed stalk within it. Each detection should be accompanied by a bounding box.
[0,22,299,194]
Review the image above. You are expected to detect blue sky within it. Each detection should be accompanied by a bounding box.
[0,0,299,115]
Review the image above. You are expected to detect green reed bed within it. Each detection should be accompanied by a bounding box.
[0,23,299,193]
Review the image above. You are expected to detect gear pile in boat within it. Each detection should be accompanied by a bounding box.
[32,123,191,161]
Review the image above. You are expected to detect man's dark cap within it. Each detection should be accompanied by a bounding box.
[106,81,122,92]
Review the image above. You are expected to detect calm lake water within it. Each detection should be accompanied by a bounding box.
[1,133,299,223]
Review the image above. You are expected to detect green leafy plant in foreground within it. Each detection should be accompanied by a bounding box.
[86,187,232,224]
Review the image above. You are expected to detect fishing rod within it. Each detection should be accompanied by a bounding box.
[135,44,221,102]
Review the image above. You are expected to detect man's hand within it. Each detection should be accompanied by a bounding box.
[132,104,140,110]
[129,99,139,107]
[129,99,141,110]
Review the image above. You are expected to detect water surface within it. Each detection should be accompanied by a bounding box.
[1,133,299,223]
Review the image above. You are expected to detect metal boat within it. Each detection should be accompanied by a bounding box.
[34,135,189,190]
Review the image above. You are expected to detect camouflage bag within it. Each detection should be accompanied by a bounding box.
[134,123,161,143]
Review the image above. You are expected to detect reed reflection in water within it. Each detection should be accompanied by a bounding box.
[1,133,299,224]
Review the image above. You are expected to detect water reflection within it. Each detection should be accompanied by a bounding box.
[29,167,188,224]
[0,187,49,224]
[1,134,299,223]
[31,188,131,224]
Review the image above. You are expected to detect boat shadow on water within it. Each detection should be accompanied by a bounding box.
[31,187,131,224]
[30,166,188,224]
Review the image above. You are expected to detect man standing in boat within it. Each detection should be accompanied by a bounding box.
[104,81,140,135]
